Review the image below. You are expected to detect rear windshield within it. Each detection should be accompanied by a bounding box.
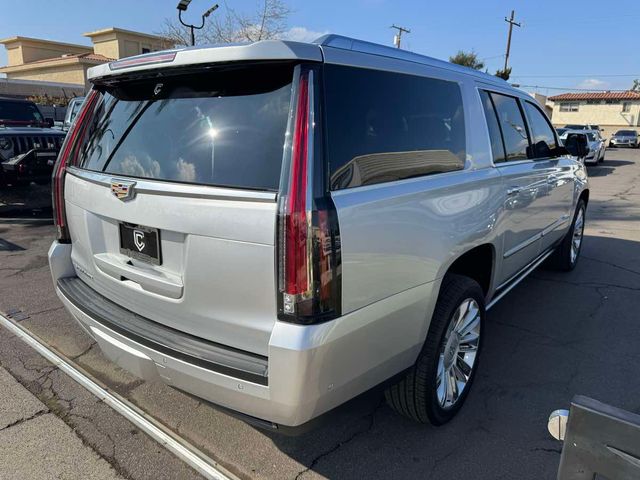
[77,63,294,191]
[0,100,44,124]
[615,130,636,136]
[68,98,84,121]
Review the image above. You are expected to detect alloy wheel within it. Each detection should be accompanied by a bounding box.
[570,207,585,265]
[436,298,481,409]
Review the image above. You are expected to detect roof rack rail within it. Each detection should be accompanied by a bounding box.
[313,34,508,86]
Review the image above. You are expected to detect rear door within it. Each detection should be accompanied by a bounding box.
[479,90,548,283]
[64,62,296,356]
[521,99,575,250]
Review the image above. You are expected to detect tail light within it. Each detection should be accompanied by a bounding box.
[277,66,342,324]
[52,90,99,242]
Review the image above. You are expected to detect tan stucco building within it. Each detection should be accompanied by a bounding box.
[0,28,174,90]
[549,91,640,137]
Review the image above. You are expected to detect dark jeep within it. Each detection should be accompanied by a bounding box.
[0,97,66,187]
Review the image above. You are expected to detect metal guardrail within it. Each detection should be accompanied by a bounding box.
[549,395,640,480]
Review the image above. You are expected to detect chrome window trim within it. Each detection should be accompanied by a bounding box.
[66,166,277,203]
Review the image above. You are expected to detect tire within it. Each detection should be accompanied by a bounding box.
[547,199,586,271]
[385,274,485,425]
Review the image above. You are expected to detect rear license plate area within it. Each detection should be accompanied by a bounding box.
[119,223,162,265]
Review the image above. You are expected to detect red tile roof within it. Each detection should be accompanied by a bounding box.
[549,91,640,101]
[18,52,115,66]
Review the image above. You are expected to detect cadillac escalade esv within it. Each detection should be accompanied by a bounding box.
[48,35,589,429]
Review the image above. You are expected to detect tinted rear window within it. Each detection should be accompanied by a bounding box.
[490,93,529,161]
[0,101,43,123]
[324,65,466,190]
[77,63,294,191]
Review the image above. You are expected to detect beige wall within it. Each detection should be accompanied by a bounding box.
[551,101,640,128]
[3,40,92,66]
[91,32,120,59]
[90,31,170,59]
[5,64,88,88]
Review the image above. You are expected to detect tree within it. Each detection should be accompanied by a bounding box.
[158,0,290,46]
[632,79,640,92]
[495,67,512,81]
[449,50,485,70]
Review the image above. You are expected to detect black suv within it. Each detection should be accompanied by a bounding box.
[0,97,66,186]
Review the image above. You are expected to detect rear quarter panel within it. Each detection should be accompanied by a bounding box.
[332,167,503,315]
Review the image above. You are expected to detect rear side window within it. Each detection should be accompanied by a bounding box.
[479,90,506,163]
[324,65,466,190]
[489,93,529,162]
[523,101,557,158]
[77,63,294,191]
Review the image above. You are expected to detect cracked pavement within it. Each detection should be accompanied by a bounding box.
[0,147,639,479]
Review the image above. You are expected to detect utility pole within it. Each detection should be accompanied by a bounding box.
[390,24,410,49]
[503,10,521,72]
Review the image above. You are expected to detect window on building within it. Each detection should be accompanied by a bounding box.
[559,102,579,112]
[523,101,558,158]
[489,92,530,162]
[324,65,466,190]
[605,100,620,105]
[586,100,602,105]
[622,102,632,113]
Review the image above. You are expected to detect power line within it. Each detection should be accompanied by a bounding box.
[512,74,640,78]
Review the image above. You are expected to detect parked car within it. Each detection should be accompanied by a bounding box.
[63,96,85,132]
[609,129,639,148]
[48,35,589,430]
[0,97,66,187]
[564,123,601,131]
[559,129,605,165]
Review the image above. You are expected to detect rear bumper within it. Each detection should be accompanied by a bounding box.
[49,241,430,428]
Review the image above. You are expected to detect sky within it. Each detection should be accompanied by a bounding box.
[1,0,639,95]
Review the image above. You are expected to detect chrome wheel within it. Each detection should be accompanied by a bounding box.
[436,298,481,409]
[570,207,585,265]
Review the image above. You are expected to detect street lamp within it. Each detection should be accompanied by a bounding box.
[176,1,219,46]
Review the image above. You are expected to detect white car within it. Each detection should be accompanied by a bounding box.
[559,129,605,165]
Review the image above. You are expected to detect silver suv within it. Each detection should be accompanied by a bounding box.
[48,35,589,430]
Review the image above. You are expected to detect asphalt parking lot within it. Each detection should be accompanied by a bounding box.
[0,147,639,480]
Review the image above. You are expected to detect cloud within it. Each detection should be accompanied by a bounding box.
[176,158,196,182]
[283,27,330,43]
[119,154,161,179]
[577,78,609,90]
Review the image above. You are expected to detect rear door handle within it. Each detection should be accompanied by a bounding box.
[507,186,521,196]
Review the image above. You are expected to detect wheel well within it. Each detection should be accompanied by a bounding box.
[579,189,589,207]
[447,244,494,297]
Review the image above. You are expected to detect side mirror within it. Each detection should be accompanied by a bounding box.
[45,117,54,128]
[565,134,589,158]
